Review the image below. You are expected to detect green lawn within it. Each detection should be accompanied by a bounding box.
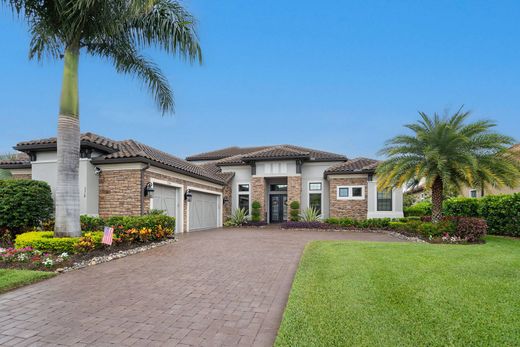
[275,236,520,347]
[0,269,55,294]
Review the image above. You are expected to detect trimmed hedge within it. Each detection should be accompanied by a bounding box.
[479,194,520,236]
[15,231,103,254]
[443,197,480,217]
[0,180,53,232]
[404,201,432,217]
[289,201,300,222]
[325,217,391,229]
[251,201,261,222]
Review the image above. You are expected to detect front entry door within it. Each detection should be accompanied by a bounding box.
[269,194,287,223]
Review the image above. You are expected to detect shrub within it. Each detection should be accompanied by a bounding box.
[404,201,432,217]
[80,215,105,231]
[300,208,321,222]
[289,201,300,222]
[324,218,391,229]
[281,221,326,229]
[0,180,53,233]
[480,194,520,237]
[105,214,175,232]
[251,201,261,222]
[455,217,487,242]
[443,197,480,217]
[15,231,103,254]
[74,232,103,252]
[225,208,248,227]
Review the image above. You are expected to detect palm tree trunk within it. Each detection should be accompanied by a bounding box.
[54,44,81,237]
[431,176,443,223]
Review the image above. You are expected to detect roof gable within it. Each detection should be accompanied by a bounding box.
[324,157,379,176]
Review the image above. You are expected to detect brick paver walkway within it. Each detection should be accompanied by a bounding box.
[0,228,401,346]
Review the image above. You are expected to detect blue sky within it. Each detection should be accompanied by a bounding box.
[1,0,519,158]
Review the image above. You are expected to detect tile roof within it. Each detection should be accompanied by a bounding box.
[207,145,346,166]
[186,146,271,161]
[10,133,228,185]
[241,146,309,161]
[14,132,120,152]
[0,153,31,169]
[92,140,228,185]
[324,157,379,176]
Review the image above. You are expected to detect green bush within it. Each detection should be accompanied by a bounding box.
[0,180,53,232]
[443,197,480,217]
[289,201,300,222]
[251,201,261,222]
[404,201,432,217]
[15,231,103,254]
[80,215,105,231]
[104,214,175,231]
[324,218,391,229]
[480,194,520,236]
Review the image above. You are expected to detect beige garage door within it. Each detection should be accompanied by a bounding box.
[189,191,219,231]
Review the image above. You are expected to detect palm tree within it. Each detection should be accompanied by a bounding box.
[377,109,520,222]
[5,0,202,237]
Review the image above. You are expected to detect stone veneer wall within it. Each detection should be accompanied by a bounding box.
[287,176,302,205]
[98,167,224,233]
[251,176,266,221]
[328,176,368,219]
[222,184,232,219]
[99,169,142,217]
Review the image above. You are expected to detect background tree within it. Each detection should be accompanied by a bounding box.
[377,109,520,222]
[4,0,202,236]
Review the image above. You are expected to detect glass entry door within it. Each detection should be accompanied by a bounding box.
[270,194,287,223]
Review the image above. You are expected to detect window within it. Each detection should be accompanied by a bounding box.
[352,187,363,197]
[309,182,322,191]
[470,189,477,198]
[377,190,392,211]
[337,186,365,200]
[338,187,349,198]
[309,193,322,214]
[308,182,323,214]
[237,183,250,214]
[270,184,287,191]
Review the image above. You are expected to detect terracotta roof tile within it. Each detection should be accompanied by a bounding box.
[324,157,379,175]
[15,132,121,151]
[93,140,228,185]
[186,146,271,161]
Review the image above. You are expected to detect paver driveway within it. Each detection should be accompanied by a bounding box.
[0,228,401,346]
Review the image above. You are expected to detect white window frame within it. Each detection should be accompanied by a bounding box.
[236,182,251,215]
[469,189,477,198]
[337,185,365,200]
[307,181,323,213]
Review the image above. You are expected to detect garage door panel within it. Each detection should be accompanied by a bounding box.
[189,191,219,231]
[153,184,179,218]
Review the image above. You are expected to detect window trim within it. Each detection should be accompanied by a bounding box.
[469,189,477,198]
[236,182,251,215]
[337,185,365,200]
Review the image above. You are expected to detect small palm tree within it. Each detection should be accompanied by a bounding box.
[377,109,520,222]
[5,0,202,237]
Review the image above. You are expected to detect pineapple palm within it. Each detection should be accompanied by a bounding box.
[377,110,520,222]
[4,0,202,236]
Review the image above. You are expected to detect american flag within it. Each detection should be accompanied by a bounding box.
[102,227,114,245]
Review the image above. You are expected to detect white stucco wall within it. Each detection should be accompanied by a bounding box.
[31,155,99,215]
[300,162,340,218]
[221,165,252,213]
[367,176,404,219]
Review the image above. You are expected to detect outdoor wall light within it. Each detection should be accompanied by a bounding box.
[184,190,193,202]
[223,197,230,204]
[144,182,154,197]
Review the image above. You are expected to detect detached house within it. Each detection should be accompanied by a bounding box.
[1,133,403,233]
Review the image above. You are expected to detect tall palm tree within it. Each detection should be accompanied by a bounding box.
[5,0,202,237]
[377,109,520,222]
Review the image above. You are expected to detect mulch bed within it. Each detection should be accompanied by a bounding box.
[0,239,174,272]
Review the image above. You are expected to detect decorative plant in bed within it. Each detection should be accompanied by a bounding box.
[281,216,487,244]
[1,214,176,272]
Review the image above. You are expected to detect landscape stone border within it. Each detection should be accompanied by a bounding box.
[56,238,177,273]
